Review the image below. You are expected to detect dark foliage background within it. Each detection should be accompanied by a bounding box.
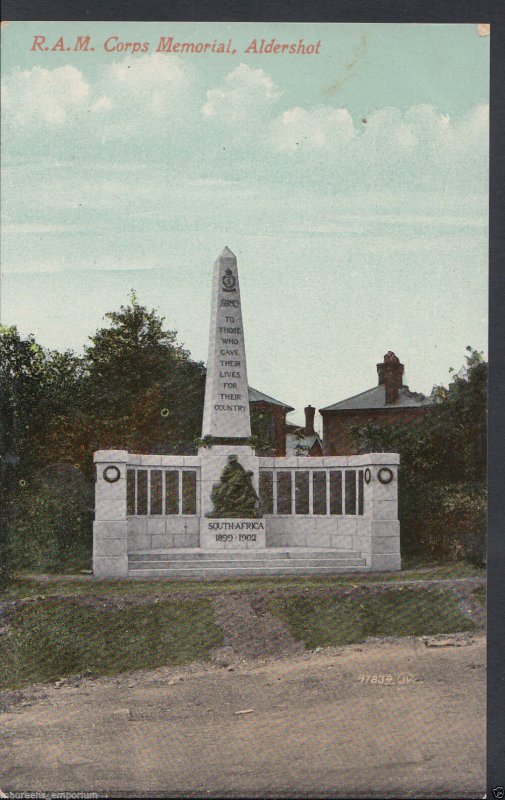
[0,294,207,582]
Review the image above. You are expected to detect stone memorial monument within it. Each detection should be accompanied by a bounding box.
[201,246,251,440]
[93,247,401,578]
[199,247,265,549]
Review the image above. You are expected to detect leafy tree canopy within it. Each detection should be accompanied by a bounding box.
[86,291,190,410]
[0,325,84,469]
[65,292,205,464]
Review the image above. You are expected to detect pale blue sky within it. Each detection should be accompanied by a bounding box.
[1,22,489,426]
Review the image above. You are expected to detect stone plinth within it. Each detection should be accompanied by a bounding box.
[198,443,262,546]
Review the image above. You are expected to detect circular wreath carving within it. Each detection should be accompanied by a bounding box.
[377,467,394,485]
[103,465,121,483]
[364,468,371,484]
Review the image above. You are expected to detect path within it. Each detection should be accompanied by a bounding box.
[0,634,485,798]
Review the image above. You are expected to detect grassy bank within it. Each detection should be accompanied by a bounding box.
[0,561,484,601]
[0,597,222,690]
[269,587,477,649]
[0,569,484,691]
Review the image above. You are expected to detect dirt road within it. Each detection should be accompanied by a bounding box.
[0,633,485,798]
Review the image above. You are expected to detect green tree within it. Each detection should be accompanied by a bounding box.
[43,294,206,475]
[82,292,206,455]
[351,348,487,564]
[0,326,84,470]
[1,298,207,579]
[250,406,275,455]
[0,326,84,583]
[85,292,188,413]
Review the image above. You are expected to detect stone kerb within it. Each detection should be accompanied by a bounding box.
[93,450,129,578]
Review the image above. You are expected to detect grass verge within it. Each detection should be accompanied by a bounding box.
[0,597,223,690]
[269,587,477,649]
[0,561,484,601]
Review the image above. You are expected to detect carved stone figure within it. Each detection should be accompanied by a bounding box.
[206,454,262,518]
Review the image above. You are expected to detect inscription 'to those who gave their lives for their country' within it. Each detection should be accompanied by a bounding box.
[214,280,246,414]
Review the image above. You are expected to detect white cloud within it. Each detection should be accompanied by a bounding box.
[2,53,489,179]
[1,54,488,190]
[90,95,113,113]
[266,101,489,184]
[449,103,489,151]
[1,54,192,134]
[269,105,355,152]
[97,53,191,118]
[1,65,90,127]
[358,106,421,154]
[202,63,282,123]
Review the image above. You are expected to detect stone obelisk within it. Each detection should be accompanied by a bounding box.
[199,247,265,549]
[201,246,251,440]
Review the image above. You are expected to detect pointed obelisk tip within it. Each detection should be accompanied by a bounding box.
[218,245,236,260]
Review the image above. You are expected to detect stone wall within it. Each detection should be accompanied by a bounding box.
[258,454,400,570]
[93,449,401,576]
[127,517,200,552]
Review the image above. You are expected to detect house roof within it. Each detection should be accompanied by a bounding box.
[320,384,433,412]
[285,432,323,456]
[248,386,295,411]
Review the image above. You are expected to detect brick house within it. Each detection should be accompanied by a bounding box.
[248,390,323,457]
[320,352,434,455]
[285,405,323,456]
[248,387,294,456]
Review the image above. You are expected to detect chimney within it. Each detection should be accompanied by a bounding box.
[304,405,316,436]
[377,351,404,405]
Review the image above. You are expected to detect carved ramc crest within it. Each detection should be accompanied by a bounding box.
[206,454,262,518]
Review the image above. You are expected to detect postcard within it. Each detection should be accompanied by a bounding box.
[0,20,489,799]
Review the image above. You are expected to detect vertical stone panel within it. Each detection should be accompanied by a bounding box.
[93,450,128,578]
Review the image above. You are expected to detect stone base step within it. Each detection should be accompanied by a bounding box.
[130,557,365,569]
[129,547,360,562]
[128,565,369,578]
[127,547,369,577]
